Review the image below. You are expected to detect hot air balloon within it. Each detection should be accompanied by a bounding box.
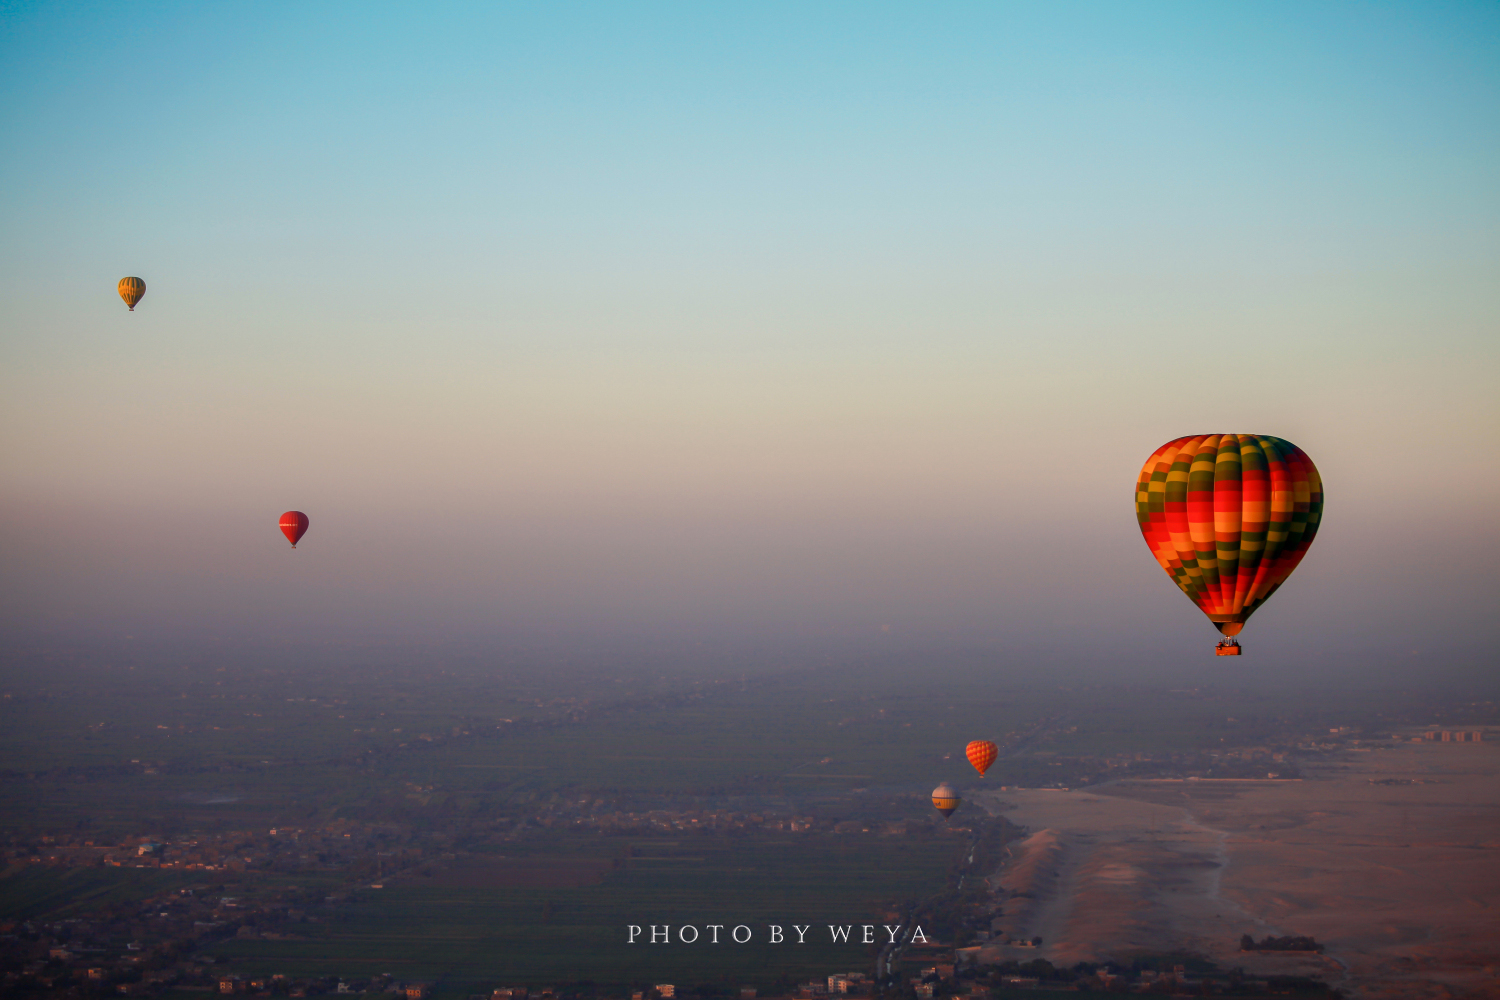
[118,277,145,311]
[1136,435,1322,655]
[279,511,309,549]
[965,740,998,778]
[931,782,961,819]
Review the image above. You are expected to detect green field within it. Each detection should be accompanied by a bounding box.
[0,865,209,920]
[212,832,967,992]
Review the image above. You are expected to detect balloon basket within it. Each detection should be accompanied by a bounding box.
[1214,640,1243,656]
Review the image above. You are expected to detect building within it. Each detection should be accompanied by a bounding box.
[655,986,676,999]
[826,972,867,994]
[1425,730,1483,742]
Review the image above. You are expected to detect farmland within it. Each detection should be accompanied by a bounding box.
[212,832,970,991]
[2,640,1493,996]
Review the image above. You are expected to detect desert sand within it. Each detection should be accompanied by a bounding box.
[969,741,1500,999]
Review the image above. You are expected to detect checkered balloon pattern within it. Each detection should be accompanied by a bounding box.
[965,740,997,777]
[1136,435,1322,637]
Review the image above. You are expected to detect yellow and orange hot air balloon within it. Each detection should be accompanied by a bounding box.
[965,740,997,777]
[118,277,146,311]
[931,782,961,819]
[1136,434,1323,655]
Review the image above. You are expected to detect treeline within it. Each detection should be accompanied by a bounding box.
[1241,933,1324,952]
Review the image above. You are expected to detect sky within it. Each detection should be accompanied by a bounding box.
[1,2,1497,683]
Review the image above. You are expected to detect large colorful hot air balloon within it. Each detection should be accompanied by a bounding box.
[965,740,998,777]
[118,277,145,311]
[279,511,309,549]
[931,782,961,819]
[1136,435,1322,654]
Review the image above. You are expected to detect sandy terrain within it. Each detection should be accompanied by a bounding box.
[969,742,1500,999]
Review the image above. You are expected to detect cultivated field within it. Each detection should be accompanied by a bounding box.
[4,648,1494,996]
[212,831,968,991]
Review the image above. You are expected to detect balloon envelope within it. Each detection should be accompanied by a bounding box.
[931,782,961,818]
[1136,435,1322,637]
[118,277,145,311]
[279,511,309,549]
[965,740,998,777]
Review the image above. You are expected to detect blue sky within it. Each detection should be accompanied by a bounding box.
[2,2,1497,680]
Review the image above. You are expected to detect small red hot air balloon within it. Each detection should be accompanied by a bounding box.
[279,511,309,549]
[965,740,998,777]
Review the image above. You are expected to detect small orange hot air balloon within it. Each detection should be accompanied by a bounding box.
[279,511,309,549]
[965,740,998,777]
[931,782,961,819]
[118,277,145,311]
